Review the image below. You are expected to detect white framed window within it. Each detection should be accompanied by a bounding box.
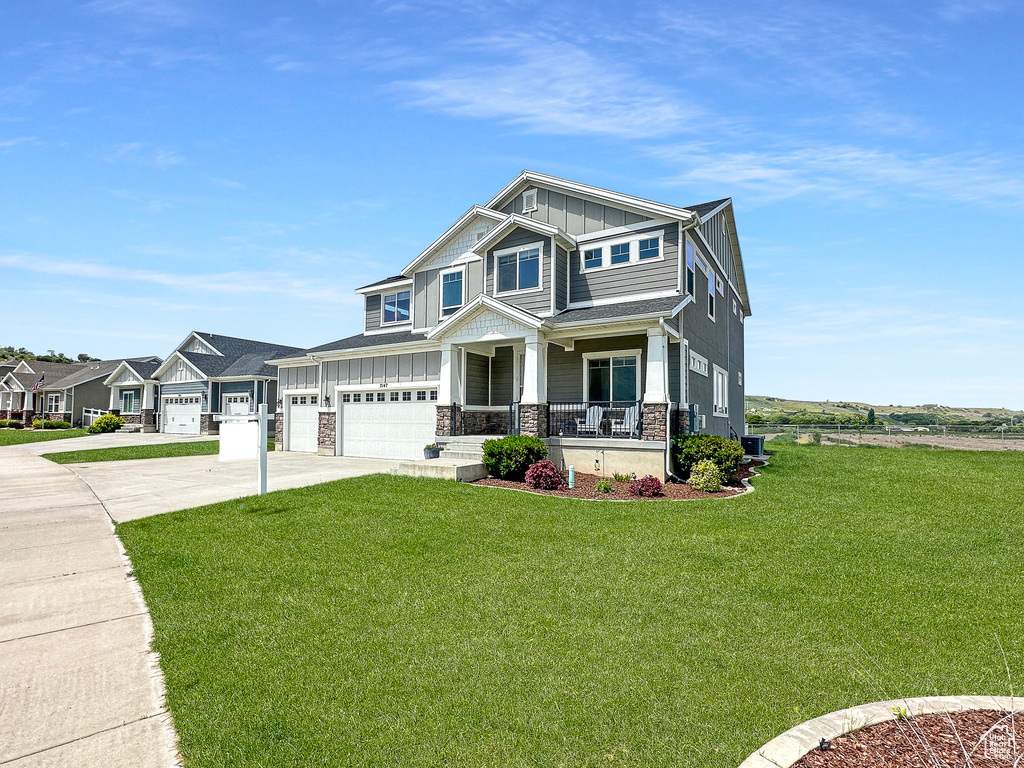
[402,391,412,401]
[441,269,464,316]
[390,391,399,402]
[708,269,716,321]
[382,291,410,324]
[716,275,724,295]
[713,365,728,417]
[416,390,427,401]
[738,371,743,386]
[581,349,642,403]
[732,297,738,315]
[429,389,438,401]
[374,392,384,402]
[352,393,362,403]
[685,238,695,295]
[577,230,664,274]
[689,350,708,377]
[495,241,543,294]
[47,393,61,412]
[522,188,538,213]
[342,393,351,403]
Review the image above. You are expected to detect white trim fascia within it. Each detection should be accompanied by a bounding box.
[544,318,664,344]
[103,361,134,387]
[363,324,412,336]
[426,294,547,340]
[354,278,413,296]
[13,360,33,373]
[176,331,223,357]
[151,351,206,382]
[471,213,575,255]
[332,380,441,393]
[660,318,679,340]
[566,289,680,310]
[491,239,546,299]
[209,375,267,383]
[281,387,319,396]
[574,216,676,243]
[672,295,693,315]
[266,355,315,367]
[400,206,506,275]
[486,171,700,226]
[695,200,730,225]
[693,225,743,300]
[308,341,441,362]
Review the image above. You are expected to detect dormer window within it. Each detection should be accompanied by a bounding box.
[583,247,602,269]
[522,188,538,213]
[383,291,410,324]
[638,237,660,260]
[495,243,541,294]
[441,270,463,316]
[610,242,630,265]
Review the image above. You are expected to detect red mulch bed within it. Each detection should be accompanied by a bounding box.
[471,460,763,501]
[792,709,1023,767]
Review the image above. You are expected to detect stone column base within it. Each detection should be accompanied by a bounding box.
[641,402,668,441]
[435,404,464,437]
[318,411,336,453]
[200,414,220,435]
[519,404,549,438]
[274,411,284,449]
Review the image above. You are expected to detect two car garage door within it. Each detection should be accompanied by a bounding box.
[287,389,437,460]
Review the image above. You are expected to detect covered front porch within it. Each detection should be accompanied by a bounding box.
[428,296,677,444]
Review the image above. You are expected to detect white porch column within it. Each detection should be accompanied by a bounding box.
[644,326,669,403]
[521,334,548,404]
[438,342,462,405]
[109,385,117,410]
[143,382,155,410]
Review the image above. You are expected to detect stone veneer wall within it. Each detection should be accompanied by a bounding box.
[462,410,510,435]
[142,409,155,428]
[519,404,549,438]
[318,411,336,449]
[274,411,284,447]
[200,414,219,435]
[120,412,142,425]
[435,404,464,437]
[641,402,668,441]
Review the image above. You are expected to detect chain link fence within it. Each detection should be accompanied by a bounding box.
[746,423,1024,451]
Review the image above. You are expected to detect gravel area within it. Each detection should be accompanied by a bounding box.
[472,460,763,500]
[792,709,1022,767]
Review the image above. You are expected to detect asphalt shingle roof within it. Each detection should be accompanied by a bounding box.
[355,275,410,292]
[123,360,160,380]
[301,330,424,355]
[547,296,683,325]
[181,334,306,377]
[684,198,731,219]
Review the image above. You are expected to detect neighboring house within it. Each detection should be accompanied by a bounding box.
[105,332,304,435]
[269,171,750,479]
[0,357,161,426]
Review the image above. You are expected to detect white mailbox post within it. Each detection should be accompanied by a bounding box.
[215,403,270,495]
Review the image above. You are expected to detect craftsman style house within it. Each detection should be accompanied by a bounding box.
[105,332,303,434]
[0,357,160,426]
[270,172,750,479]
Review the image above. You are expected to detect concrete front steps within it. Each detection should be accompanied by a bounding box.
[391,435,498,482]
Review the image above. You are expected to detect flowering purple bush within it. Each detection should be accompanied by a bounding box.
[524,459,567,490]
[629,475,663,497]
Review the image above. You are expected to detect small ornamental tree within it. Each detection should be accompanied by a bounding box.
[524,460,567,490]
[629,475,662,497]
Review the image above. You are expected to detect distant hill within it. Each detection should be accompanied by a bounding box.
[745,396,1024,426]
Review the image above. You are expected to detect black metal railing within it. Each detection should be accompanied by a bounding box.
[508,401,520,435]
[548,401,643,439]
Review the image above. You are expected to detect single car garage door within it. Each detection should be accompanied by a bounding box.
[287,394,319,453]
[338,388,437,461]
[163,395,201,435]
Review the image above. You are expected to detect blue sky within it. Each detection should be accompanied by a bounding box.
[2,1,1022,407]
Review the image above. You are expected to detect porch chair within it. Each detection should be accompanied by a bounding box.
[611,404,640,438]
[575,404,603,436]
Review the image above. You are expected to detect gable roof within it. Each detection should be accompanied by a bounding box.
[470,214,576,256]
[426,295,547,340]
[685,197,731,220]
[401,206,506,275]
[155,333,304,380]
[355,275,411,294]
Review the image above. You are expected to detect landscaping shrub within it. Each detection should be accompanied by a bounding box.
[688,459,723,492]
[481,435,547,480]
[674,434,745,481]
[31,419,43,429]
[88,414,125,434]
[8,420,24,429]
[0,419,7,428]
[524,459,567,490]
[613,472,633,483]
[595,479,613,494]
[629,475,662,497]
[45,420,71,429]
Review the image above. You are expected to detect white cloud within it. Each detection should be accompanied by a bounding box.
[397,35,706,140]
[108,142,184,168]
[938,0,1007,22]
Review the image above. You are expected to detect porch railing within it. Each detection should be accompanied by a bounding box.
[508,401,520,435]
[549,401,643,439]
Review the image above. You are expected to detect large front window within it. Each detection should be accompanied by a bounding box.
[383,290,410,323]
[121,391,137,413]
[586,355,638,403]
[47,393,60,412]
[497,246,540,293]
[441,271,463,316]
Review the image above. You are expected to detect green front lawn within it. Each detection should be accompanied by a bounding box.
[44,439,219,464]
[0,428,89,446]
[118,444,1024,768]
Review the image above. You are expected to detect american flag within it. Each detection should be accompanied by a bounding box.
[32,374,44,392]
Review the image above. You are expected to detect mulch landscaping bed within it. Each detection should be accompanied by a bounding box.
[792,709,1023,767]
[472,460,763,501]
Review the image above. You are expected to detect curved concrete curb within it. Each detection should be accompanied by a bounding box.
[738,695,1024,768]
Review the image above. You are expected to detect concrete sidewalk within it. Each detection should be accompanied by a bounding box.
[0,449,179,767]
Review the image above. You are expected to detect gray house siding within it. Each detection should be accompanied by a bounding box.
[465,352,489,406]
[502,186,650,236]
[414,269,440,329]
[321,352,442,395]
[569,222,679,305]
[668,341,681,403]
[67,377,111,424]
[698,210,737,287]
[279,365,319,390]
[484,228,552,316]
[554,246,568,311]
[490,346,514,405]
[365,294,381,331]
[160,381,207,395]
[547,336,648,402]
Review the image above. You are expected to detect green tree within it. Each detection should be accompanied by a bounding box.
[867,408,875,425]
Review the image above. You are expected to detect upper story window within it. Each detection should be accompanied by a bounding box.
[713,365,728,416]
[441,270,463,316]
[685,240,695,295]
[610,242,630,265]
[383,291,410,324]
[639,237,660,260]
[583,247,602,270]
[708,268,716,321]
[496,244,541,294]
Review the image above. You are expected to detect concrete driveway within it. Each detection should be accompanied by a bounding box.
[23,432,398,522]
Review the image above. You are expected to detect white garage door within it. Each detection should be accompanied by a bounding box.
[163,396,201,435]
[224,394,251,416]
[287,394,319,453]
[338,389,437,460]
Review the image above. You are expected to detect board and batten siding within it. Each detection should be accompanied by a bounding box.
[546,336,649,402]
[184,337,217,355]
[364,294,381,331]
[279,365,318,390]
[569,222,679,305]
[554,246,569,311]
[490,346,515,405]
[322,351,442,393]
[162,358,203,383]
[412,260,483,330]
[698,210,737,288]
[484,228,552,316]
[465,352,490,406]
[112,370,142,386]
[502,186,651,237]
